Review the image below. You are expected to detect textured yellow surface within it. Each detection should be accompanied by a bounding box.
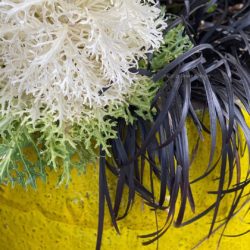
[0,114,249,250]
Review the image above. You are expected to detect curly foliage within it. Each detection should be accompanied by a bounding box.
[0,75,162,186]
[151,24,193,70]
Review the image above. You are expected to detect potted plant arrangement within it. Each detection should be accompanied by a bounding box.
[0,0,249,249]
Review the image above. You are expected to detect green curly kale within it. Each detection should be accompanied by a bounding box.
[0,78,159,187]
[152,24,193,71]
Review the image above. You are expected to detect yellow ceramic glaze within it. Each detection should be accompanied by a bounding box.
[0,113,249,250]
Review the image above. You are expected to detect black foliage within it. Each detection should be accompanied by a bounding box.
[96,1,250,249]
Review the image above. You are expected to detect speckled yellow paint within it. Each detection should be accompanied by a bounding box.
[0,113,249,250]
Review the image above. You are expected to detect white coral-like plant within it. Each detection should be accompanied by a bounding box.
[0,0,166,124]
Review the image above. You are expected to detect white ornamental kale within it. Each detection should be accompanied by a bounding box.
[0,0,166,124]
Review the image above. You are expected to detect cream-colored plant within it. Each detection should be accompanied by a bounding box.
[0,0,166,124]
[0,0,167,186]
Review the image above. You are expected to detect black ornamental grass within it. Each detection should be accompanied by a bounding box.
[97,1,250,249]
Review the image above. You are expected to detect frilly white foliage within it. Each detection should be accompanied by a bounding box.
[0,0,166,124]
[0,0,167,186]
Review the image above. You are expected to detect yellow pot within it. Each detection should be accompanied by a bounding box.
[0,114,249,250]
